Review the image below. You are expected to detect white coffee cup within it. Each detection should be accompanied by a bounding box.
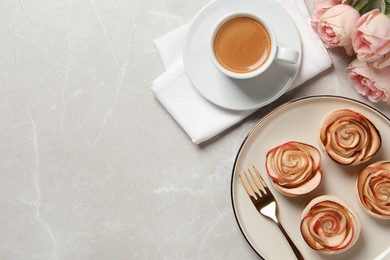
[209,12,299,79]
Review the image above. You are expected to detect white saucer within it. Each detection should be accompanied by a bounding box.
[183,0,302,111]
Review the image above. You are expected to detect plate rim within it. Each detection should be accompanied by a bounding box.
[182,0,302,111]
[230,95,390,259]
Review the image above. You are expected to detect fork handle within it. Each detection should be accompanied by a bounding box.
[276,222,305,260]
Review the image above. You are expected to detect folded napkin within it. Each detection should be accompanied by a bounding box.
[152,0,332,144]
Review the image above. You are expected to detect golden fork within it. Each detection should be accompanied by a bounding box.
[239,166,304,260]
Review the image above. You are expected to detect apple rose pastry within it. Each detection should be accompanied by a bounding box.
[265,141,322,196]
[300,195,361,254]
[319,109,381,165]
[357,161,390,219]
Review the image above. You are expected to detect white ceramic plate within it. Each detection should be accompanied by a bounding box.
[183,0,301,111]
[231,96,390,260]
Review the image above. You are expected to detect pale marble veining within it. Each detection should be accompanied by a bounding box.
[0,0,389,259]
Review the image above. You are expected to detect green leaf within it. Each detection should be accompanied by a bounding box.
[346,0,377,13]
[381,0,390,17]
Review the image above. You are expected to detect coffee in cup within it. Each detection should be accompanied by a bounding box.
[209,12,299,79]
[213,16,271,74]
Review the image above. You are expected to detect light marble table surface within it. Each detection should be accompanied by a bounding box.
[0,0,389,259]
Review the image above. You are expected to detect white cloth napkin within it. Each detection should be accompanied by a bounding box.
[152,0,332,144]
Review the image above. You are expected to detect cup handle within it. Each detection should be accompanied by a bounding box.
[276,47,299,64]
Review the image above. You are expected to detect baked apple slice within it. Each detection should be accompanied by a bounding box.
[265,141,322,196]
[357,161,390,219]
[300,195,361,254]
[319,109,381,165]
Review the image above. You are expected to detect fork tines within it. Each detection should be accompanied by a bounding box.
[239,165,268,198]
[239,166,304,260]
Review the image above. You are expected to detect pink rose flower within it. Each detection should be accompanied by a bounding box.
[373,53,390,69]
[311,0,343,31]
[347,59,390,103]
[317,4,360,55]
[352,9,390,68]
